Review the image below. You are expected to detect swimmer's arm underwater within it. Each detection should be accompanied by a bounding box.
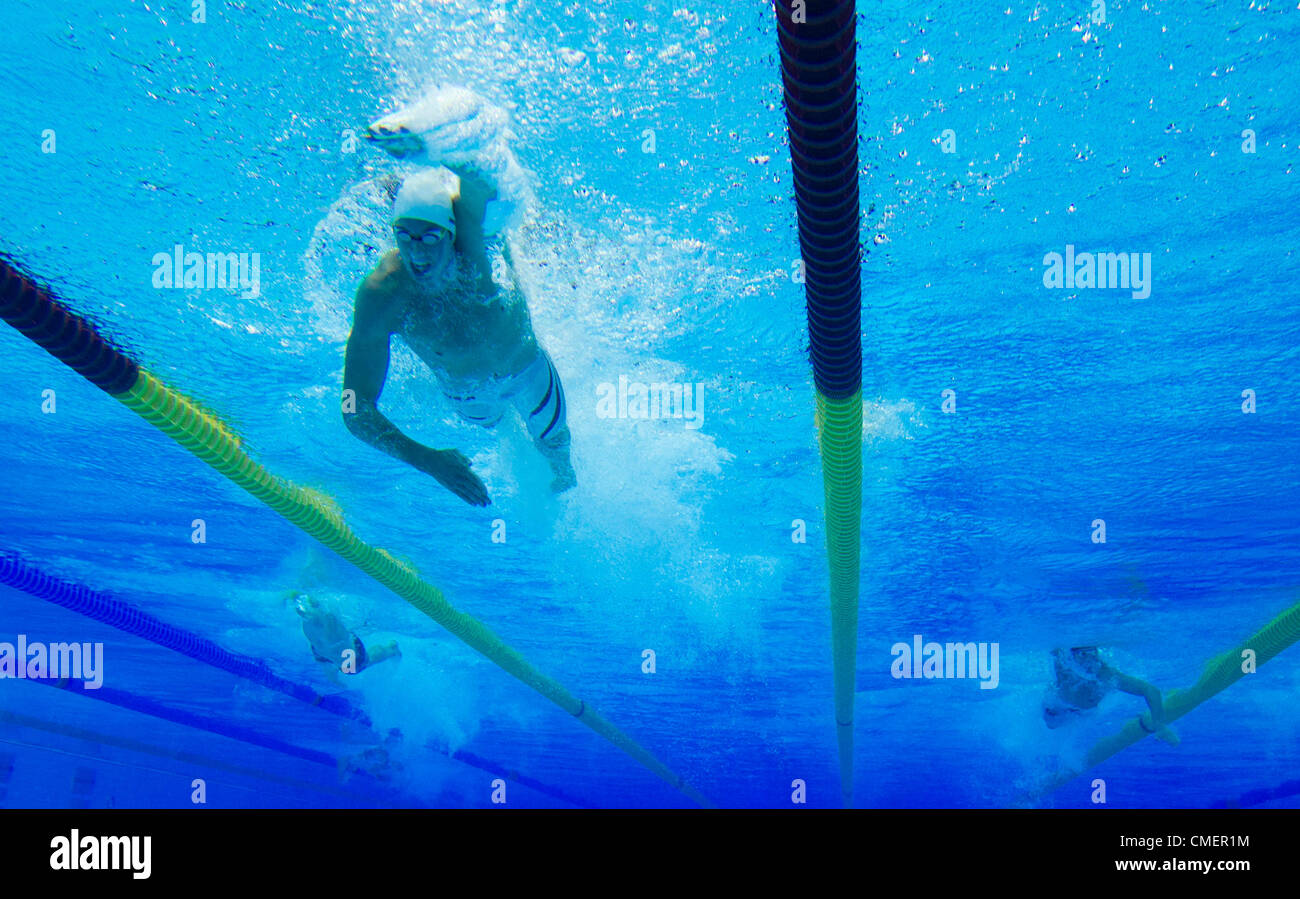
[1110,666,1181,746]
[342,280,490,507]
[1109,669,1166,722]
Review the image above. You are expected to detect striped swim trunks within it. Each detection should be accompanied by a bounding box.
[441,350,569,450]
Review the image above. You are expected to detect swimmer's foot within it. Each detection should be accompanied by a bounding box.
[1155,725,1180,747]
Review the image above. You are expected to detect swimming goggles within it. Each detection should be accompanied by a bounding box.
[394,225,453,245]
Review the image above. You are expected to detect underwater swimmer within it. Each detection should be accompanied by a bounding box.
[1043,646,1179,745]
[343,728,405,783]
[292,592,400,675]
[342,165,576,506]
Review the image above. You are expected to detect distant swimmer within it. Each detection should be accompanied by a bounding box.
[341,165,575,506]
[1043,646,1179,745]
[292,592,400,675]
[343,728,405,783]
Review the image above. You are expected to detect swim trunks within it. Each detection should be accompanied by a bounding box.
[313,635,369,673]
[440,350,569,453]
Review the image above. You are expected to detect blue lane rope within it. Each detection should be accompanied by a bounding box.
[0,551,371,726]
[2,551,594,807]
[39,678,338,767]
[17,676,411,806]
[447,747,596,809]
[0,720,355,806]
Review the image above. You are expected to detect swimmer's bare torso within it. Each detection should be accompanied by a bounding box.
[359,248,539,387]
[342,165,575,506]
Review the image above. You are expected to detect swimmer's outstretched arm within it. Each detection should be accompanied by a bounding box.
[1111,668,1166,722]
[1113,669,1181,745]
[342,283,490,507]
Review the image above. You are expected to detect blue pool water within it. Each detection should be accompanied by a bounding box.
[1,0,1298,809]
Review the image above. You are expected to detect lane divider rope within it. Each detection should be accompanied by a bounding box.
[776,0,864,807]
[0,551,371,726]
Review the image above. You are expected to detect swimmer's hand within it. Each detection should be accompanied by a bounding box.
[421,448,490,506]
[1140,710,1181,748]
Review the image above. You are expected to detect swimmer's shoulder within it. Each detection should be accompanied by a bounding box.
[360,250,404,293]
[354,252,408,331]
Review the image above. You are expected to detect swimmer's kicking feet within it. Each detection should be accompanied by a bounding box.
[342,166,576,506]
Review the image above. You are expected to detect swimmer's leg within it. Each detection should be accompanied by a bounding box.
[361,639,401,669]
[510,351,576,492]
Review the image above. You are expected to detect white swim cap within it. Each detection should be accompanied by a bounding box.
[392,167,460,235]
